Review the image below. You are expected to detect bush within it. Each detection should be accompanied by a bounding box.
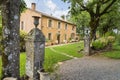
[92,36,115,50]
[20,30,27,52]
[107,36,115,43]
[92,39,107,50]
[105,31,116,37]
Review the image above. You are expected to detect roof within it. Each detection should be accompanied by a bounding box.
[28,8,76,26]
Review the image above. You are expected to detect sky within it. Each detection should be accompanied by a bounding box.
[24,0,70,19]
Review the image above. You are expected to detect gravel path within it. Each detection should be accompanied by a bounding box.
[57,56,120,80]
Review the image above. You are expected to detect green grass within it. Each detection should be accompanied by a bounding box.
[20,53,26,76]
[19,49,71,77]
[53,42,84,58]
[102,43,120,59]
[44,48,71,72]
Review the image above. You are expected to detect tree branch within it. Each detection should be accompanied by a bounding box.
[75,0,95,16]
[100,0,117,16]
[75,0,89,11]
[96,1,101,16]
[100,0,110,4]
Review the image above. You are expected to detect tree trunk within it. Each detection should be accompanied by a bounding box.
[89,16,99,41]
[1,0,20,79]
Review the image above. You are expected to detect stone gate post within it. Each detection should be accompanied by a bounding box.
[84,28,90,56]
[25,16,45,80]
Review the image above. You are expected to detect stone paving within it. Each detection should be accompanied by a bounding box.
[57,56,120,80]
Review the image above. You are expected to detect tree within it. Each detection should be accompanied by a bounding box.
[61,15,66,20]
[98,1,120,36]
[0,0,26,79]
[62,0,118,41]
[69,11,90,38]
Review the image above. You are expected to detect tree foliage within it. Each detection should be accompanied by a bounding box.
[62,0,118,41]
[98,1,120,36]
[69,11,90,36]
[69,11,90,38]
[20,0,26,12]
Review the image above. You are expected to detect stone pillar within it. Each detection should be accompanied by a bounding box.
[84,35,90,55]
[84,28,90,56]
[25,16,45,80]
[1,0,20,78]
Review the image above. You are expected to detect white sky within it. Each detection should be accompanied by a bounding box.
[24,0,70,19]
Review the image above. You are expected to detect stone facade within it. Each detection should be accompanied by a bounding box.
[20,3,76,45]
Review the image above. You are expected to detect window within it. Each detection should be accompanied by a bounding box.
[21,21,24,30]
[72,26,75,31]
[58,22,61,29]
[65,23,67,30]
[48,33,52,40]
[48,19,52,27]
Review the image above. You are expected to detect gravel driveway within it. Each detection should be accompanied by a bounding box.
[57,56,120,80]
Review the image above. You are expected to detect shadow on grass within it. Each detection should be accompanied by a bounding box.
[102,44,120,59]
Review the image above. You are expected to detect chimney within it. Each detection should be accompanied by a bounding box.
[31,3,36,10]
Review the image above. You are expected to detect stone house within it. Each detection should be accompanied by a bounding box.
[20,3,76,45]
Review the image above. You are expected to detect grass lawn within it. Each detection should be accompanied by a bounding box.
[19,49,71,77]
[0,42,83,78]
[44,48,71,72]
[101,43,120,59]
[53,42,84,58]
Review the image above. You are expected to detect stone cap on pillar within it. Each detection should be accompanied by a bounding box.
[25,28,45,42]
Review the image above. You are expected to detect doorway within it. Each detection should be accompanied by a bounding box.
[57,34,60,44]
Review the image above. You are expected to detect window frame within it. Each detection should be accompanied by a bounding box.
[48,33,52,40]
[58,21,61,29]
[48,19,52,27]
[65,23,67,30]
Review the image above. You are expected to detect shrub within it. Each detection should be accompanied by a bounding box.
[92,36,116,50]
[92,37,108,50]
[105,31,116,37]
[20,30,27,52]
[107,36,115,43]
[92,40,106,50]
